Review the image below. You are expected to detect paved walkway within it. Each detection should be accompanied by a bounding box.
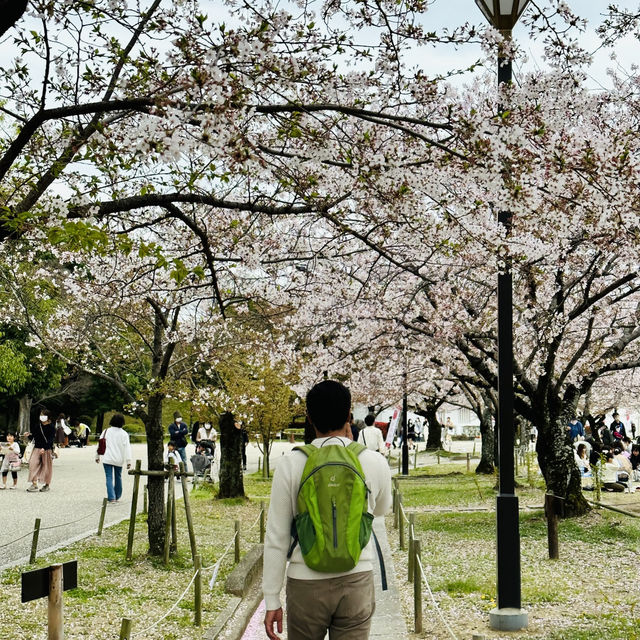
[240,517,408,639]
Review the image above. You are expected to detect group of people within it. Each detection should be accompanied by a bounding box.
[571,412,640,492]
[53,413,91,448]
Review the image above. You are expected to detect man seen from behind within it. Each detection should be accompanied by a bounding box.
[263,380,392,640]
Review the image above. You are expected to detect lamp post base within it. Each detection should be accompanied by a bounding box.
[489,607,528,631]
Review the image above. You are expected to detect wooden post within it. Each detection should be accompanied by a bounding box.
[30,518,41,565]
[260,501,265,544]
[143,484,148,514]
[119,618,132,640]
[97,498,108,536]
[399,495,405,550]
[466,453,471,472]
[164,468,174,565]
[194,555,202,627]
[180,463,198,563]
[170,469,177,553]
[126,460,142,561]
[235,520,241,564]
[437,450,440,464]
[413,447,418,470]
[258,457,261,473]
[48,563,63,640]
[414,540,423,633]
[408,513,415,583]
[393,489,400,529]
[397,453,401,474]
[545,493,560,560]
[515,446,519,476]
[392,478,398,514]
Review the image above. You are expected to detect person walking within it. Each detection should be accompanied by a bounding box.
[95,413,132,503]
[26,408,55,492]
[168,411,189,471]
[263,380,392,640]
[357,413,386,453]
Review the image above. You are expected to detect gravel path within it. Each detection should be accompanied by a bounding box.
[0,440,299,571]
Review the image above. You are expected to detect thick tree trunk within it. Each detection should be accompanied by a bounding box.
[535,410,590,518]
[419,404,443,450]
[145,393,166,556]
[218,412,245,499]
[475,406,495,474]
[17,395,32,435]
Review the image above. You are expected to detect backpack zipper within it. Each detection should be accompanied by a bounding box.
[298,462,370,495]
[332,497,338,548]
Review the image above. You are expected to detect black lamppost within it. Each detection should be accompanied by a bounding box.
[473,0,531,631]
[401,367,409,475]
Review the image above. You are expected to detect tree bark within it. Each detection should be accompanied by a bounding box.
[0,0,27,38]
[17,394,32,435]
[535,404,590,517]
[475,405,495,474]
[418,403,443,450]
[218,412,245,499]
[144,392,166,556]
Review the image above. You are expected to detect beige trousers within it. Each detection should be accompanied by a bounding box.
[28,448,53,485]
[286,571,375,640]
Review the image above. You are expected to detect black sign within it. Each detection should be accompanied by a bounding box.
[21,561,78,603]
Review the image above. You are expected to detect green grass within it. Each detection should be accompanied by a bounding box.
[390,458,640,639]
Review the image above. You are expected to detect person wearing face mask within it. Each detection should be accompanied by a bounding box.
[168,411,189,471]
[25,408,56,492]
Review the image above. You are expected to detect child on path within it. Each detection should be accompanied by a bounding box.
[0,432,21,489]
[165,441,181,471]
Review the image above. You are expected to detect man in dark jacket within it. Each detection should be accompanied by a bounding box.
[168,411,189,471]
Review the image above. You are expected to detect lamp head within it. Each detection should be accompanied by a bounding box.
[474,0,531,32]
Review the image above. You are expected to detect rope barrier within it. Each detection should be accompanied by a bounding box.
[0,503,105,548]
[0,528,38,549]
[130,568,200,637]
[39,506,104,531]
[245,508,264,532]
[416,556,460,640]
[399,503,410,525]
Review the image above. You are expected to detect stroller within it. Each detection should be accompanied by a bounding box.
[190,439,216,483]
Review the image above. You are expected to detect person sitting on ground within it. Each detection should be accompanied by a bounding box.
[630,445,640,480]
[574,443,591,476]
[614,446,632,476]
[357,413,386,454]
[602,451,626,492]
[621,436,633,457]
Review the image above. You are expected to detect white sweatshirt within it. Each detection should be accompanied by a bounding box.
[96,427,132,467]
[262,436,392,610]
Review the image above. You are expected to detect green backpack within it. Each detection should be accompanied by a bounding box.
[289,440,374,573]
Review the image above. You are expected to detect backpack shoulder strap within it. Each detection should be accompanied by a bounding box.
[347,441,366,457]
[292,444,317,457]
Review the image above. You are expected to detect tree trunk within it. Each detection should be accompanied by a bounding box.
[96,412,105,436]
[218,412,245,499]
[145,393,166,556]
[535,411,590,518]
[475,405,495,474]
[17,394,32,435]
[419,404,443,450]
[262,436,271,479]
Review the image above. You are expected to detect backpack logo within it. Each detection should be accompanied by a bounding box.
[291,441,374,573]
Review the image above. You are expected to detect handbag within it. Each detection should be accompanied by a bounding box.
[97,433,107,456]
[23,442,34,464]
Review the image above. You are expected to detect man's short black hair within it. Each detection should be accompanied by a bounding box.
[364,414,375,427]
[306,380,351,434]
